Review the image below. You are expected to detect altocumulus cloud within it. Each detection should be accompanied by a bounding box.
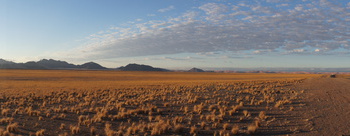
[57,0,350,60]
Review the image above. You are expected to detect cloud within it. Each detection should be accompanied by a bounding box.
[158,5,175,12]
[55,1,350,60]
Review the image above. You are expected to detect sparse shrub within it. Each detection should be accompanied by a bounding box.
[70,125,80,135]
[255,120,261,127]
[1,108,10,116]
[231,125,239,135]
[259,111,266,120]
[173,124,184,133]
[223,123,230,130]
[243,110,250,117]
[35,129,45,136]
[60,123,66,130]
[200,121,206,129]
[0,117,14,124]
[6,122,18,133]
[105,123,117,136]
[247,124,257,134]
[190,126,197,135]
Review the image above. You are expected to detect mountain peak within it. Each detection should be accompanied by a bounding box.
[78,62,107,69]
[0,59,15,64]
[117,63,168,71]
[188,67,205,72]
[37,59,76,69]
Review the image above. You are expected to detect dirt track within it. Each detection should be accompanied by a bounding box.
[293,77,350,136]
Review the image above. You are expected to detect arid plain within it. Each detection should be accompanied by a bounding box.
[0,70,349,136]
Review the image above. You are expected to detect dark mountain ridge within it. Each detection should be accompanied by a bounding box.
[117,63,169,71]
[37,59,76,69]
[77,62,107,69]
[188,67,205,72]
[0,59,107,70]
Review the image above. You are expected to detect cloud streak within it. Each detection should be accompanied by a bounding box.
[56,0,350,60]
[158,5,175,12]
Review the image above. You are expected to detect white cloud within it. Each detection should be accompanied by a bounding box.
[54,0,350,61]
[158,5,175,13]
[199,3,228,15]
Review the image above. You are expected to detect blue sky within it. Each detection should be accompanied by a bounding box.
[1,0,349,69]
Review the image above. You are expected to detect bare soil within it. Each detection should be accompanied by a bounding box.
[292,77,350,136]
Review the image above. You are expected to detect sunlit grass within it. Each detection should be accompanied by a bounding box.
[0,70,322,135]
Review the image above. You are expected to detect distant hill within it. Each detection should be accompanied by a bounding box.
[22,61,47,69]
[37,59,76,69]
[0,59,15,64]
[0,59,107,70]
[188,67,205,72]
[0,59,20,69]
[77,62,107,70]
[117,63,169,71]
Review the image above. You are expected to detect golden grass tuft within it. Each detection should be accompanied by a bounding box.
[90,126,96,135]
[70,125,80,135]
[105,123,117,136]
[35,129,45,136]
[259,111,266,120]
[174,124,184,133]
[231,125,239,135]
[59,123,66,130]
[6,122,19,133]
[38,116,44,121]
[243,110,250,117]
[247,124,257,134]
[189,126,197,135]
[1,108,10,116]
[223,123,230,130]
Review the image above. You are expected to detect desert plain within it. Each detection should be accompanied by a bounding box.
[0,70,349,136]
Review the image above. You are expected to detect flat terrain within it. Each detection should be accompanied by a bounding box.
[0,70,348,135]
[292,77,350,136]
[0,70,317,95]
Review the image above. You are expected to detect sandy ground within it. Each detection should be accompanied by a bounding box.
[292,77,350,136]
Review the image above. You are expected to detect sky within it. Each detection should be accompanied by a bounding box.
[1,0,349,69]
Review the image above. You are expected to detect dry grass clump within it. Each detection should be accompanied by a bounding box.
[6,122,19,133]
[231,125,239,135]
[189,126,197,135]
[0,117,14,124]
[90,126,97,135]
[105,123,117,136]
[223,123,230,130]
[259,111,267,120]
[1,108,10,116]
[247,124,258,134]
[174,124,184,133]
[69,125,80,135]
[243,110,250,117]
[59,123,66,130]
[35,129,45,136]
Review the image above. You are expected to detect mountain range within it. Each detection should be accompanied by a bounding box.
[0,59,174,71]
[3,58,348,73]
[0,59,107,70]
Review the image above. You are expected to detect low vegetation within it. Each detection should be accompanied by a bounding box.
[0,70,320,135]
